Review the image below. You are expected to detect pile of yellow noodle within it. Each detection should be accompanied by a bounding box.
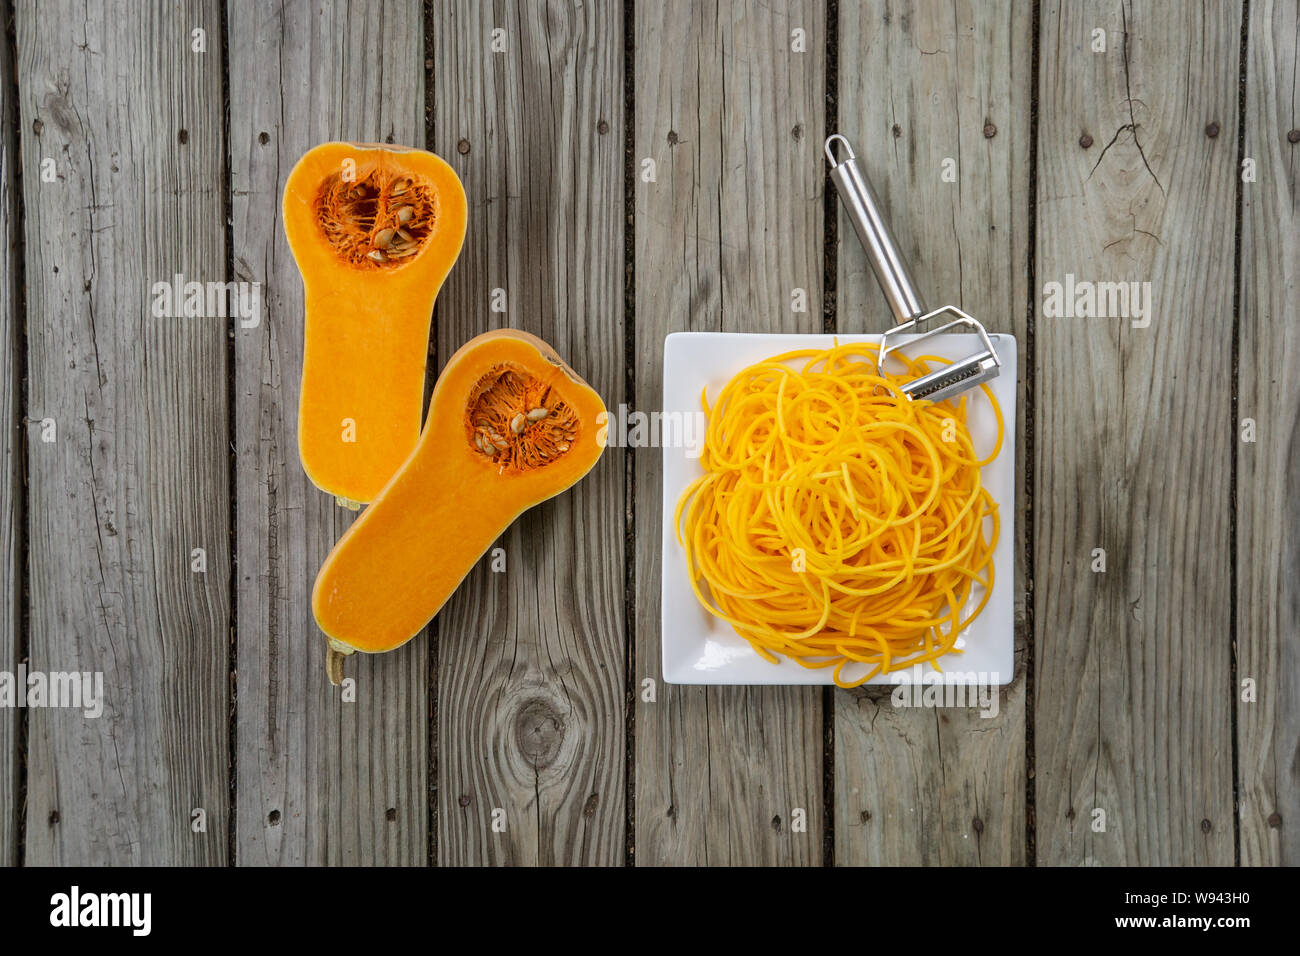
[674,342,1002,687]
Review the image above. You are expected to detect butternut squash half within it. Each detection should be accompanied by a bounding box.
[284,141,467,505]
[313,330,606,680]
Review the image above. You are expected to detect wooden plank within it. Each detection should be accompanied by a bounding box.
[16,0,229,864]
[832,0,1032,866]
[433,0,625,865]
[0,0,21,868]
[1034,0,1237,865]
[228,0,428,865]
[634,0,826,865]
[1237,0,1299,868]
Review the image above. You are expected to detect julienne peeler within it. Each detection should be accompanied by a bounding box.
[825,133,1002,402]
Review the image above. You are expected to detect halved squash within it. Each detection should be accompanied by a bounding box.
[284,141,467,505]
[313,330,606,679]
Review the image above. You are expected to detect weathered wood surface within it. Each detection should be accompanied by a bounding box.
[3,0,1297,869]
[633,0,826,865]
[16,0,230,864]
[833,0,1032,866]
[432,0,626,865]
[0,0,21,868]
[228,0,429,865]
[1237,0,1299,868]
[1034,0,1238,865]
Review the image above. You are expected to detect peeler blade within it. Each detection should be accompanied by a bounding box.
[877,307,1004,403]
[902,351,1001,403]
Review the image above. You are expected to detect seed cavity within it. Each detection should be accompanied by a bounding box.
[465,365,580,472]
[315,164,440,269]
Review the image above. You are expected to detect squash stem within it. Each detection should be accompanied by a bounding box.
[325,639,355,685]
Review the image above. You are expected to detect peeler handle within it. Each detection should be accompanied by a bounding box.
[825,134,927,325]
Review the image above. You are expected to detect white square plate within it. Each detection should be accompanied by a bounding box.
[660,332,1017,686]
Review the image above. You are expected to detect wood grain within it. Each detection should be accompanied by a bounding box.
[227,0,428,865]
[833,0,1032,866]
[1237,0,1299,868]
[432,0,626,866]
[1034,0,1237,865]
[633,0,826,865]
[16,0,230,864]
[0,0,21,868]
[6,0,1297,870]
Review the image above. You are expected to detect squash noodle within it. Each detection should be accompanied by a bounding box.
[674,342,1003,688]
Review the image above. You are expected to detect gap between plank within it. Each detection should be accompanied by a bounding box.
[1024,0,1042,868]
[821,0,839,868]
[423,0,439,869]
[1228,0,1250,868]
[621,0,637,869]
[2,0,30,870]
[218,0,238,869]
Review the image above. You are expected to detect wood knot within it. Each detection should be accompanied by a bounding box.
[1079,133,1094,149]
[972,816,985,834]
[514,696,566,768]
[457,138,471,155]
[385,807,397,822]
[48,810,60,826]
[892,124,902,139]
[458,794,472,808]
[1287,129,1300,145]
[583,793,599,817]
[667,129,679,146]
[41,90,79,138]
[1267,811,1282,827]
[982,121,997,138]
[597,119,610,135]
[1204,121,1220,138]
[267,809,281,825]
[177,128,189,145]
[1200,818,1212,833]
[32,118,43,136]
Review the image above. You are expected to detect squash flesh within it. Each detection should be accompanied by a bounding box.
[285,142,467,503]
[312,330,607,653]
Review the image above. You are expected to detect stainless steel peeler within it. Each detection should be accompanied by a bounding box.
[825,133,1001,402]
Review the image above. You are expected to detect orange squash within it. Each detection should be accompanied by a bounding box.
[283,141,467,505]
[313,330,606,679]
